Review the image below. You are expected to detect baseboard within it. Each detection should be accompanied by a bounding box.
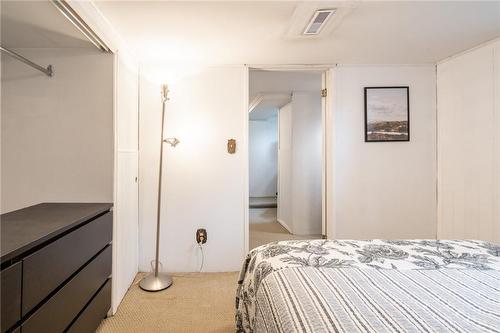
[249,203,277,209]
[249,196,277,209]
[277,218,292,234]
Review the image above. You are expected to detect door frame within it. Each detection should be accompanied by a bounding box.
[243,64,335,255]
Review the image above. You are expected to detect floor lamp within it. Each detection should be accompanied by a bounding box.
[140,84,179,292]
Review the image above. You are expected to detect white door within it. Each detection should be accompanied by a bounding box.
[323,69,335,239]
[112,52,139,313]
[277,102,293,232]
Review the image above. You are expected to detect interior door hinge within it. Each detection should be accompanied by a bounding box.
[321,88,327,98]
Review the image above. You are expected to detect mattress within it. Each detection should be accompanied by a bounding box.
[236,239,500,333]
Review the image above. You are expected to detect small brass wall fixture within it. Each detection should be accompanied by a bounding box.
[227,139,236,154]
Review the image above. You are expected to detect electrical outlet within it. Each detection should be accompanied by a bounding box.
[196,228,207,244]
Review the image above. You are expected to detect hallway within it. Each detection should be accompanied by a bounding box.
[249,207,321,250]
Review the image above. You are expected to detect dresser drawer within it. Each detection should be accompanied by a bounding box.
[1,262,22,332]
[22,245,111,333]
[67,278,111,333]
[22,212,112,316]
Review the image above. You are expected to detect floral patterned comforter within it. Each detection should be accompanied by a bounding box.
[235,239,500,332]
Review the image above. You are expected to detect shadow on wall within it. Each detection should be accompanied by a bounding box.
[249,117,278,197]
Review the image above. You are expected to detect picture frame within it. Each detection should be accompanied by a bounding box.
[364,86,410,142]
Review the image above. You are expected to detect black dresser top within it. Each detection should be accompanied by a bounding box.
[1,203,113,265]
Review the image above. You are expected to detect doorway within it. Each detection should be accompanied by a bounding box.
[247,68,328,250]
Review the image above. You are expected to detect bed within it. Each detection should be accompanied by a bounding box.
[236,239,500,333]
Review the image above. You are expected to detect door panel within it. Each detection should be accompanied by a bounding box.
[113,52,139,313]
[277,102,293,232]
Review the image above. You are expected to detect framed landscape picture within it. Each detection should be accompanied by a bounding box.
[364,86,409,142]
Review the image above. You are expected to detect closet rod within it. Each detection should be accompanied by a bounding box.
[0,46,53,77]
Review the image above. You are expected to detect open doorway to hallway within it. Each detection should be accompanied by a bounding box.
[248,69,324,250]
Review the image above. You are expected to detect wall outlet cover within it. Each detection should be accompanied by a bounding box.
[196,228,207,244]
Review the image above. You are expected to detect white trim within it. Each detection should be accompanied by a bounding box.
[248,94,264,113]
[243,66,250,257]
[325,68,335,239]
[437,36,500,65]
[494,44,500,243]
[248,64,335,71]
[67,0,119,53]
[277,218,293,234]
[68,0,138,71]
[336,63,434,67]
[111,52,119,315]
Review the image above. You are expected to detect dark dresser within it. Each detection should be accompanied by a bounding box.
[1,203,113,333]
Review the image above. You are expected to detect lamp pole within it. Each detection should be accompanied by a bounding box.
[139,84,175,292]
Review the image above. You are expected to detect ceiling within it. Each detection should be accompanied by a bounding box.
[94,0,500,67]
[1,0,93,48]
[249,69,321,120]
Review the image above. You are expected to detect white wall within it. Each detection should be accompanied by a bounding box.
[277,93,322,235]
[332,65,437,239]
[1,48,114,213]
[139,66,246,272]
[437,40,500,244]
[249,116,277,197]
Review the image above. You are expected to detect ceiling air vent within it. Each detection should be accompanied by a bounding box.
[303,9,336,35]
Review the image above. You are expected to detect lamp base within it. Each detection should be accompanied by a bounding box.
[139,272,173,292]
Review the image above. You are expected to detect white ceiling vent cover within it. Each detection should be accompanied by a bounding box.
[303,9,336,35]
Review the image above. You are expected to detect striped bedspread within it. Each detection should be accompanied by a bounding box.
[236,239,500,333]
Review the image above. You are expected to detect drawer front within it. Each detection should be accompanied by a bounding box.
[1,262,22,332]
[67,278,111,333]
[22,246,111,333]
[22,211,112,315]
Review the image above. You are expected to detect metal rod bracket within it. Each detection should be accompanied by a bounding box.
[0,46,53,77]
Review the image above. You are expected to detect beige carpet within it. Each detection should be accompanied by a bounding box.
[249,208,322,250]
[97,272,238,333]
[249,207,278,224]
[250,221,321,249]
